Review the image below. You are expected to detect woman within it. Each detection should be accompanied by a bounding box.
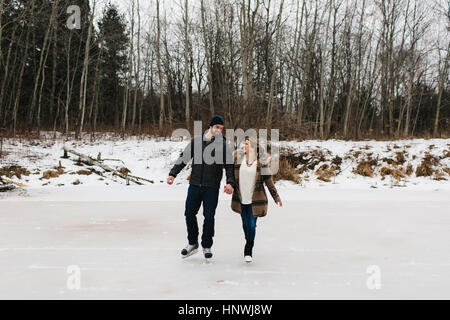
[231,137,283,263]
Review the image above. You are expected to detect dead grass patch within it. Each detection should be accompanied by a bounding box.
[395,151,406,165]
[0,165,30,179]
[331,155,342,166]
[415,152,441,177]
[353,159,376,177]
[380,166,406,181]
[405,164,413,176]
[76,169,92,175]
[273,158,301,184]
[40,170,60,180]
[381,157,395,165]
[315,164,340,182]
[423,152,440,166]
[433,170,447,181]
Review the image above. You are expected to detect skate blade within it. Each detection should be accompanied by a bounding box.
[181,248,198,259]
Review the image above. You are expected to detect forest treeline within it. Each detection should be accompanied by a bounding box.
[0,0,449,140]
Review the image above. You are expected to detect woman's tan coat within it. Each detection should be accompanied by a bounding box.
[231,149,281,217]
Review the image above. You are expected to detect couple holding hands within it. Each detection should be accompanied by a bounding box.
[167,115,282,263]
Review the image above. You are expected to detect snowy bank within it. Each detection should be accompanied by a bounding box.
[0,134,449,199]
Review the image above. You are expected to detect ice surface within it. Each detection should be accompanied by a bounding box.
[1,186,449,299]
[1,135,449,299]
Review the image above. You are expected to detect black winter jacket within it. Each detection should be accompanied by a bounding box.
[168,135,236,190]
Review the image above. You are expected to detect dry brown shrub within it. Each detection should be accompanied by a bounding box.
[76,170,92,175]
[416,161,434,177]
[353,151,362,158]
[395,151,406,165]
[353,160,375,177]
[433,171,447,181]
[51,161,65,175]
[73,179,81,185]
[40,170,60,180]
[281,149,328,171]
[315,164,339,182]
[391,168,406,180]
[0,165,30,179]
[380,167,392,179]
[423,152,440,166]
[405,164,413,176]
[298,164,309,174]
[273,158,301,184]
[443,167,450,175]
[331,155,342,166]
[382,157,395,165]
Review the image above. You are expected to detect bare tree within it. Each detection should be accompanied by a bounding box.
[266,0,284,126]
[183,0,190,128]
[434,45,449,136]
[156,0,165,132]
[200,0,215,116]
[131,0,142,133]
[238,0,260,111]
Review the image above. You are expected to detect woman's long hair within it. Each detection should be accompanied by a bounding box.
[241,136,271,168]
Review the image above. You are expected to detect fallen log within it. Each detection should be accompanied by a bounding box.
[0,184,15,192]
[0,177,27,187]
[62,146,144,185]
[127,174,154,184]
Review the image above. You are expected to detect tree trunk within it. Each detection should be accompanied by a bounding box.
[201,0,215,116]
[184,0,190,128]
[156,0,165,132]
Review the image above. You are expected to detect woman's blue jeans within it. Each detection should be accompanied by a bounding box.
[241,203,257,241]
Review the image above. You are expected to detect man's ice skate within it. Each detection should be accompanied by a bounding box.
[181,243,198,258]
[244,255,253,263]
[203,247,213,260]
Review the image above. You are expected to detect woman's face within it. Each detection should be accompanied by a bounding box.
[244,139,255,155]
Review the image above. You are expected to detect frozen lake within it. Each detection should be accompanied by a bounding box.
[1,185,449,299]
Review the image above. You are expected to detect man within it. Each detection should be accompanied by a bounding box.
[167,115,235,260]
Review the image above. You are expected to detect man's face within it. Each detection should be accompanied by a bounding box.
[210,124,224,136]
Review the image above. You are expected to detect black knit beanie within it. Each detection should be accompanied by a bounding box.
[209,115,224,127]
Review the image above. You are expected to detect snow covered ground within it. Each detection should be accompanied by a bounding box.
[0,133,449,190]
[0,134,449,299]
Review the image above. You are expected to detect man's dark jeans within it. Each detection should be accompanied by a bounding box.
[184,184,220,248]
